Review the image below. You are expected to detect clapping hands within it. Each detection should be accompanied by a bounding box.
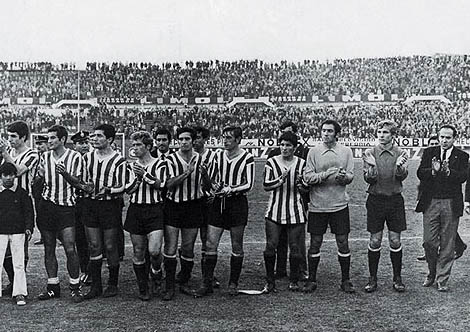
[396,151,408,168]
[363,150,376,167]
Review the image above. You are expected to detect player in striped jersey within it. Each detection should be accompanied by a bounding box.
[0,121,38,297]
[36,125,84,303]
[124,131,166,301]
[82,124,129,300]
[195,126,255,297]
[192,126,221,288]
[267,121,309,281]
[162,127,212,301]
[263,132,307,292]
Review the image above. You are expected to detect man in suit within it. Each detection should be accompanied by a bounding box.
[417,136,467,261]
[417,125,468,292]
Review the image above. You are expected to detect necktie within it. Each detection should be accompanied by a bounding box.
[442,149,448,162]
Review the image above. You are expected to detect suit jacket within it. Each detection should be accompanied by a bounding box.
[416,145,468,216]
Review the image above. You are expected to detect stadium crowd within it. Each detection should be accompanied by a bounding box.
[0,55,469,100]
[1,100,470,140]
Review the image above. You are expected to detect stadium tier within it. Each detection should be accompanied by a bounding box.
[0,55,469,138]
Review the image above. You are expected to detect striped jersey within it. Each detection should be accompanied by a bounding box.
[166,151,205,202]
[128,158,167,204]
[200,149,218,195]
[212,149,255,195]
[264,156,306,224]
[41,149,83,206]
[8,147,39,195]
[83,150,127,200]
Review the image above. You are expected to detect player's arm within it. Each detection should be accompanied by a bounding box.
[1,150,33,176]
[342,148,354,184]
[199,162,214,193]
[125,164,140,194]
[263,162,283,191]
[56,157,91,192]
[230,156,255,194]
[395,150,409,181]
[142,161,166,189]
[165,159,192,189]
[363,149,377,184]
[109,161,128,194]
[303,150,337,185]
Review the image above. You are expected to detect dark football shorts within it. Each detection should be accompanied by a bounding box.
[36,198,76,232]
[366,194,406,233]
[208,195,248,230]
[164,198,205,229]
[307,207,350,235]
[82,198,122,230]
[124,203,164,235]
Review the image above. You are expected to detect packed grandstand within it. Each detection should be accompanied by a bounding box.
[0,55,469,139]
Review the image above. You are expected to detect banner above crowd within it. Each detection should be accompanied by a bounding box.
[0,93,464,107]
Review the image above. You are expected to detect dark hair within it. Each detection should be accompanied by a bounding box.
[177,127,196,140]
[130,131,154,148]
[440,125,458,138]
[153,128,172,141]
[7,121,29,140]
[48,125,68,142]
[223,126,243,140]
[193,126,210,139]
[279,132,298,147]
[280,121,297,133]
[94,124,116,141]
[428,135,439,143]
[0,162,17,176]
[321,119,341,136]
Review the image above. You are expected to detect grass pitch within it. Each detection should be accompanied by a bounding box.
[2,160,470,332]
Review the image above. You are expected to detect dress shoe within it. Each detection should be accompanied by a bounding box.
[422,276,435,287]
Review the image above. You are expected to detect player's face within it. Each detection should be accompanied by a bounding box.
[321,124,336,144]
[155,134,169,153]
[36,142,48,153]
[377,127,393,145]
[223,131,238,151]
[428,138,439,146]
[75,140,90,154]
[439,128,455,150]
[131,139,148,158]
[280,140,295,158]
[1,173,15,188]
[193,132,206,152]
[92,130,110,150]
[7,131,24,149]
[47,131,64,151]
[178,132,193,152]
